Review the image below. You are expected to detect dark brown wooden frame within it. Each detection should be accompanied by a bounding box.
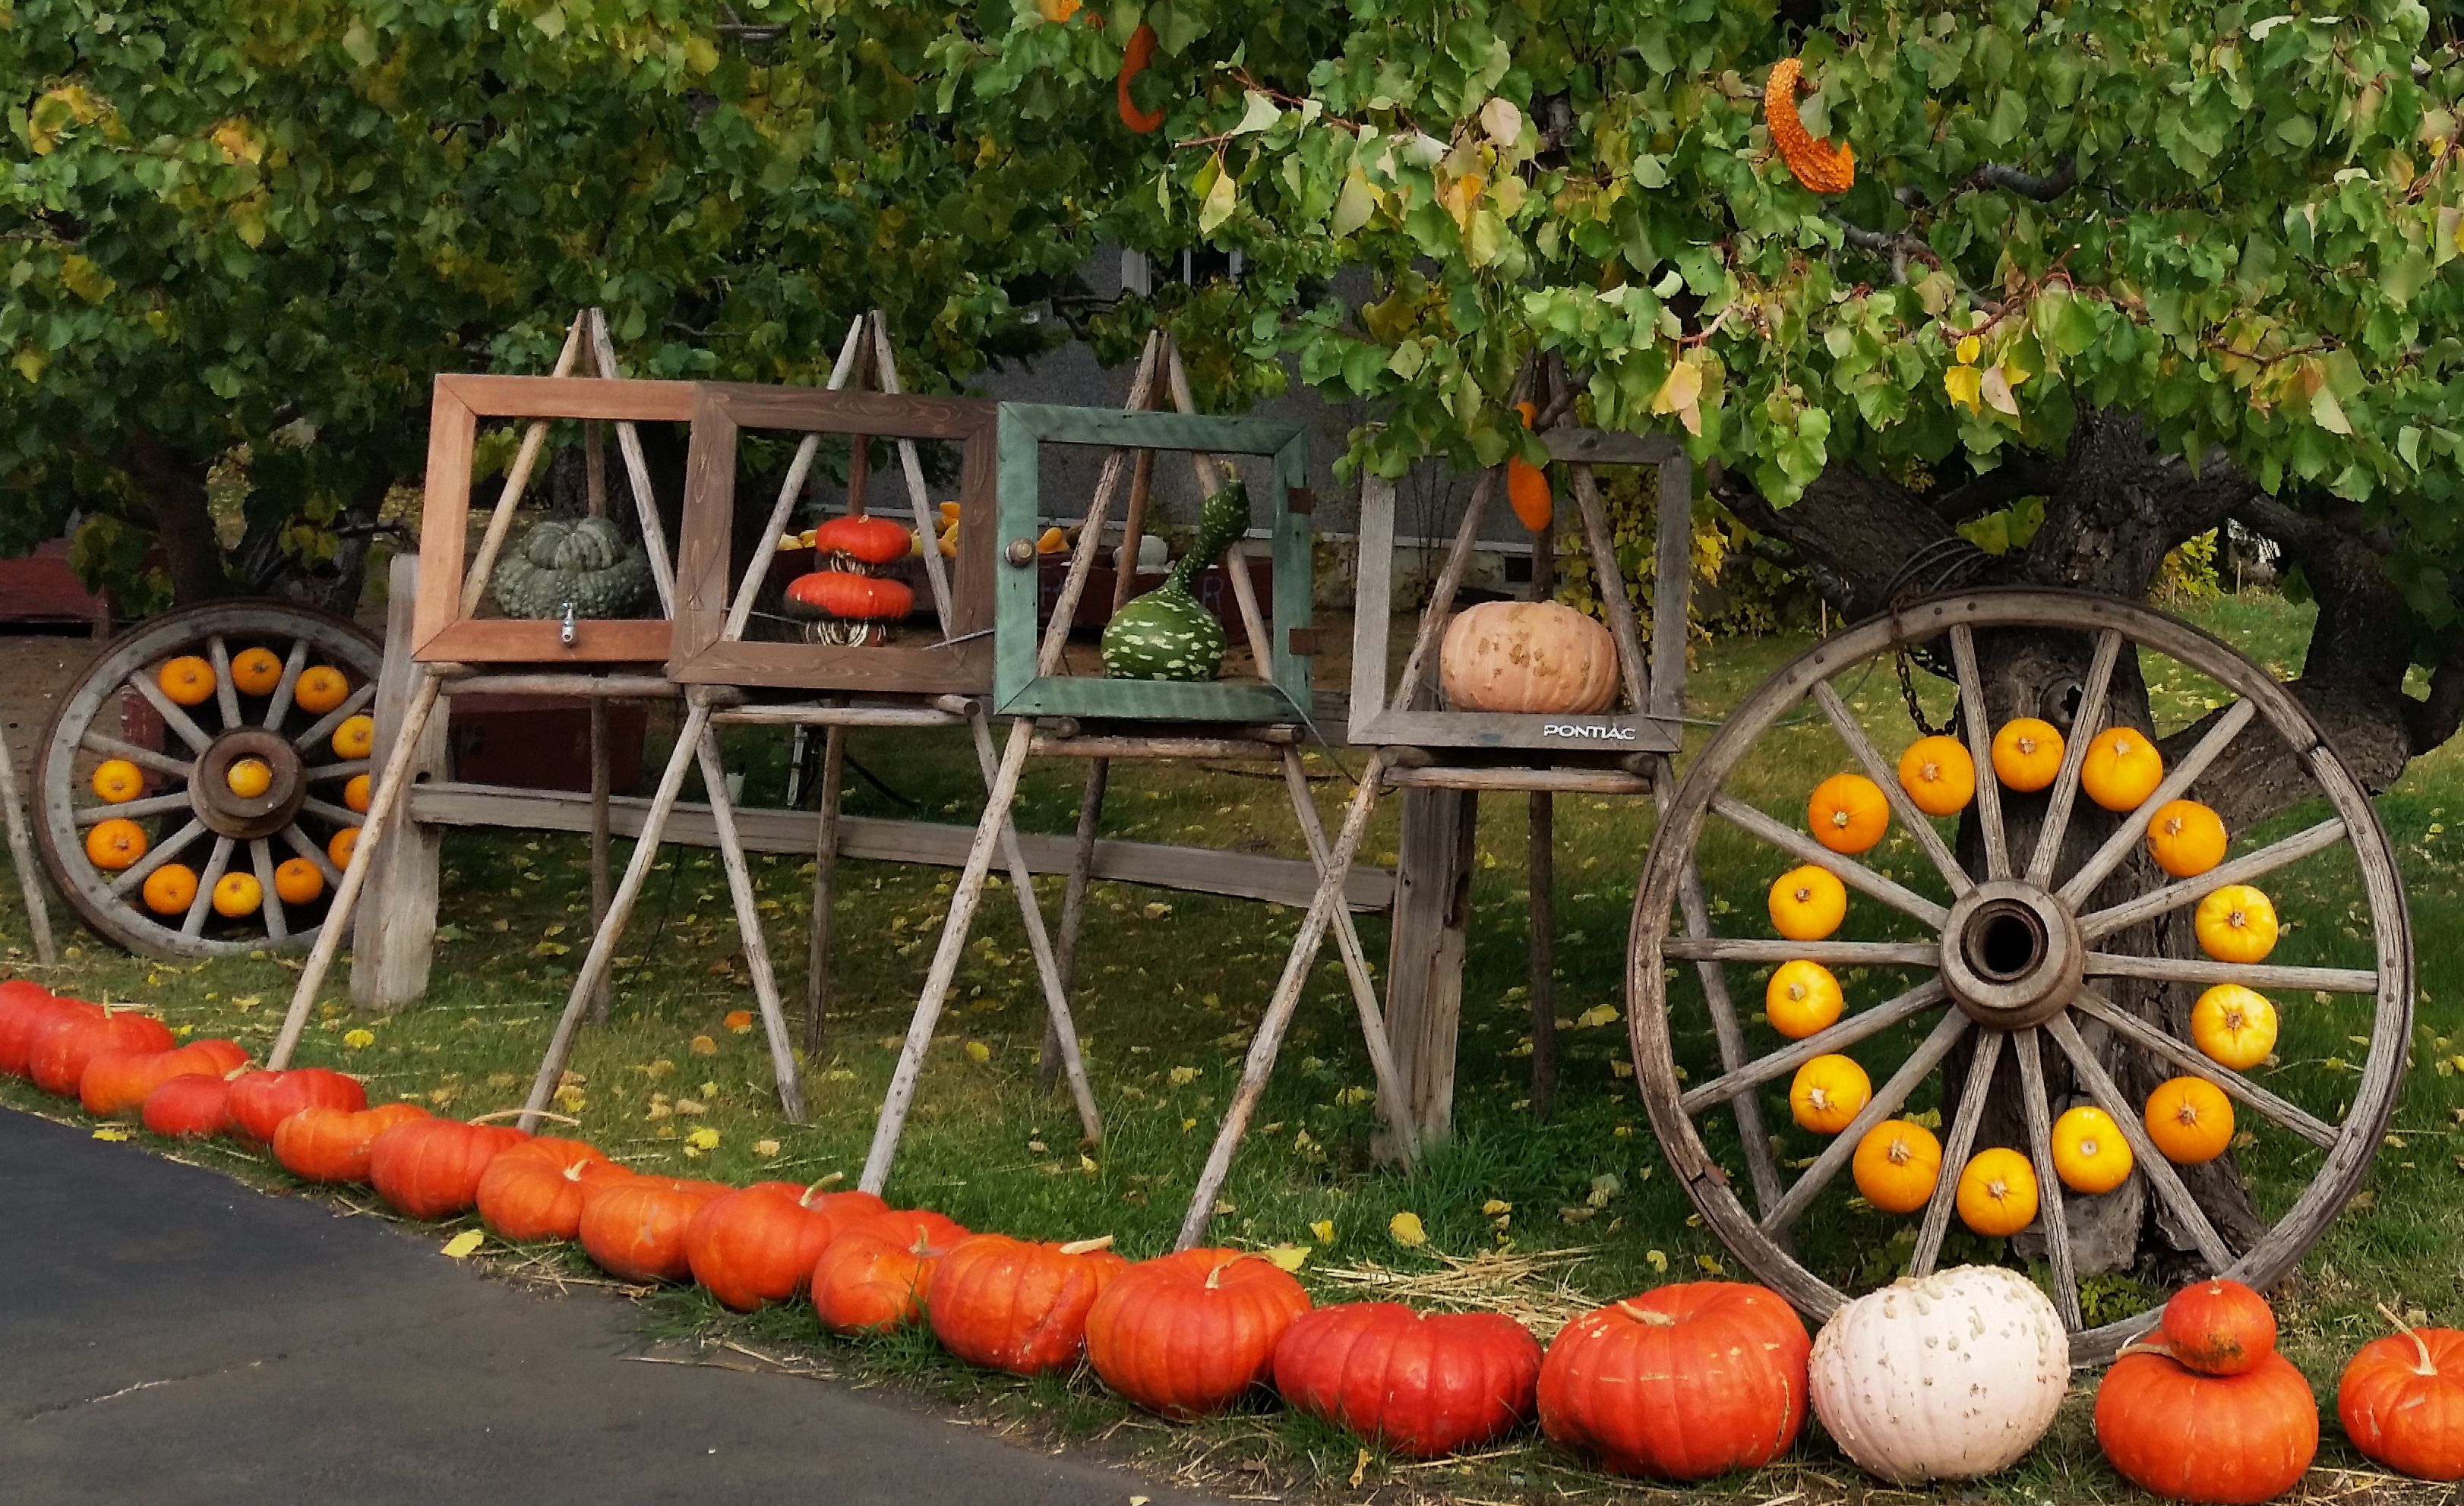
[668,383,998,694]
[413,374,696,665]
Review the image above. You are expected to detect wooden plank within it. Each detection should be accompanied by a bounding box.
[434,372,698,421]
[0,736,56,963]
[350,555,450,1014]
[1030,734,1293,759]
[1663,936,1940,967]
[1384,766,1654,794]
[404,781,1400,911]
[438,673,681,699]
[1003,403,1303,458]
[1648,446,1694,719]
[1540,428,1682,466]
[1350,475,1397,726]
[412,385,478,655]
[413,618,674,668]
[1382,787,1477,1151]
[1349,708,1682,753]
[2082,952,2378,993]
[712,703,966,728]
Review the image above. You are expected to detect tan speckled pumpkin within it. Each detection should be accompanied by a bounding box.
[1439,601,1618,714]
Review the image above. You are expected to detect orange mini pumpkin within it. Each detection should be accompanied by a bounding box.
[1897,735,1976,816]
[2195,884,2278,964]
[1807,772,1889,854]
[85,818,148,872]
[1768,865,1847,941]
[2146,1076,2234,1163]
[156,655,216,706]
[1764,959,1843,1039]
[229,646,284,696]
[1788,1053,1870,1134]
[293,665,349,714]
[90,758,144,803]
[141,863,199,917]
[273,857,324,906]
[1853,1119,1941,1214]
[1992,718,2065,791]
[1956,1147,2039,1236]
[2191,983,2279,1070]
[2148,799,2228,878]
[1764,58,1854,194]
[2081,727,2164,811]
[329,826,361,870]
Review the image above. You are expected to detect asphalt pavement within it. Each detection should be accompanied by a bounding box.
[0,1107,1215,1505]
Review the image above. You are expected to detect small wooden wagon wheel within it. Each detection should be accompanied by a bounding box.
[34,600,384,958]
[1628,589,2410,1364]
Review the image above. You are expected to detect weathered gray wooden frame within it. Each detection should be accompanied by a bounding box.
[993,404,1313,722]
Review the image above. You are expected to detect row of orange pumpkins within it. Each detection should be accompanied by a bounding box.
[4,977,2457,1494]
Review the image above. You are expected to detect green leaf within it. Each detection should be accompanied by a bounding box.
[340,21,378,65]
[1197,163,1237,234]
[1230,90,1278,136]
[1331,170,1376,237]
[2311,384,2352,436]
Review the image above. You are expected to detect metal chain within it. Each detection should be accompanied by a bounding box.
[1878,535,1995,737]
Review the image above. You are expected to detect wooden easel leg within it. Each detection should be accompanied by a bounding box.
[352,554,446,1013]
[1044,756,1110,1088]
[1177,751,1390,1249]
[803,725,846,1056]
[693,727,807,1122]
[516,699,712,1128]
[1382,786,1477,1155]
[0,737,55,965]
[270,673,442,1066]
[586,696,612,1021]
[1278,747,1417,1169]
[858,718,1036,1195]
[1527,791,1559,1119]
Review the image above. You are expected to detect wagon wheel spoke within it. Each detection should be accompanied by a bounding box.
[301,759,371,784]
[79,730,193,782]
[250,838,289,943]
[1709,794,1950,927]
[106,818,209,898]
[1662,937,1939,968]
[2023,628,2124,887]
[205,635,244,729]
[1761,1011,1972,1234]
[1910,1028,2004,1278]
[1810,680,1972,894]
[280,822,345,886]
[2013,1028,2083,1330]
[2044,1014,2235,1271]
[262,638,311,728]
[301,796,361,827]
[1679,978,1948,1113]
[75,791,191,826]
[2070,987,2336,1148]
[2083,951,2378,993]
[1947,625,2011,880]
[2078,817,2347,942]
[2058,698,2257,907]
[182,834,237,939]
[128,672,214,753]
[292,681,377,755]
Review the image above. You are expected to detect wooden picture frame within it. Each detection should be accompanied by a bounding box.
[668,382,999,694]
[994,403,1313,722]
[1347,429,1692,753]
[413,374,695,665]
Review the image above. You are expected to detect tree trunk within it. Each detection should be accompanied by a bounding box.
[123,431,227,605]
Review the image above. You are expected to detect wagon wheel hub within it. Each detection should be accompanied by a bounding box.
[191,729,310,839]
[1939,879,2083,1030]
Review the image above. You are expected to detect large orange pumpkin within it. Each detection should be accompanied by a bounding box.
[810,1210,971,1334]
[2339,1323,2464,1481]
[577,1176,728,1283]
[141,1072,235,1138]
[1275,1302,1543,1459]
[79,1037,248,1117]
[685,1183,889,1312]
[1084,1249,1313,1417]
[2095,1350,2317,1504]
[0,987,90,1077]
[225,1067,368,1144]
[929,1233,1129,1377]
[367,1116,532,1220]
[273,1102,431,1183]
[1538,1282,1812,1479]
[28,1008,174,1097]
[475,1138,625,1242]
[1438,601,1619,714]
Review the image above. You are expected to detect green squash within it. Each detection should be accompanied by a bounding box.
[490,516,654,619]
[1101,478,1247,681]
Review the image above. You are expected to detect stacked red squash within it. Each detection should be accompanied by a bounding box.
[27,1006,173,1096]
[80,1038,247,1117]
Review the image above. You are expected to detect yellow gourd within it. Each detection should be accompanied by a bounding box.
[2195,884,2279,964]
[1956,1147,2039,1236]
[1763,58,1855,195]
[2081,727,2164,811]
[2147,799,2228,878]
[333,714,375,760]
[225,758,272,800]
[2190,983,2279,1070]
[1991,718,2064,791]
[1807,772,1890,855]
[1852,1119,1941,1214]
[90,759,144,804]
[1897,735,1976,816]
[1764,960,1844,1039]
[1767,865,1848,941]
[2145,1076,2235,1163]
[212,871,264,918]
[1789,1053,1871,1134]
[2051,1105,2134,1194]
[344,773,371,813]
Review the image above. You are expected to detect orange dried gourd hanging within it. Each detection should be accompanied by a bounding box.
[1117,24,1165,134]
[1764,58,1855,195]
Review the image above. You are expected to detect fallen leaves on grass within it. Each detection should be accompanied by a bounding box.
[441,1230,485,1259]
[1388,1211,1428,1248]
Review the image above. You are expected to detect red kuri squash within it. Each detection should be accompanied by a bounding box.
[141,1072,236,1138]
[1275,1302,1543,1458]
[2339,1322,2464,1482]
[685,1183,887,1312]
[0,990,93,1077]
[475,1139,625,1242]
[274,1102,431,1183]
[577,1176,728,1283]
[2096,1350,2318,1504]
[367,1116,531,1219]
[80,1038,247,1117]
[28,1007,173,1096]
[2162,1280,2279,1377]
[1083,1249,1313,1418]
[810,1211,971,1334]
[928,1233,1129,1376]
[225,1067,368,1144]
[1539,1282,1812,1479]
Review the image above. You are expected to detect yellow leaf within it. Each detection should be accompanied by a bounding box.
[1388,1211,1428,1248]
[1646,1249,1669,1272]
[1575,1003,1619,1029]
[1079,1154,1100,1174]
[1610,1058,1635,1078]
[1264,1244,1309,1272]
[1651,358,1703,421]
[753,1138,782,1157]
[1168,1065,1199,1086]
[965,1040,991,1063]
[1696,1253,1726,1276]
[683,1127,720,1154]
[1309,1218,1336,1244]
[1981,364,2020,416]
[1944,364,1984,411]
[441,1230,485,1260]
[1956,333,1982,365]
[688,1034,719,1056]
[1481,1198,1513,1216]
[93,1126,130,1142]
[343,1028,375,1050]
[674,1098,707,1116]
[683,34,719,75]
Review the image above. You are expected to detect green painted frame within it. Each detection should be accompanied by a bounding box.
[994,403,1314,722]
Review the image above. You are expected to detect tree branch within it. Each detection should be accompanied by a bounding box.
[1959,160,2080,202]
[1710,463,1970,618]
[1927,456,2058,523]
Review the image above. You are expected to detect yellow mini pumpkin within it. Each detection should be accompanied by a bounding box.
[2190,983,2279,1070]
[2195,884,2279,964]
[344,773,371,813]
[85,817,148,871]
[1764,960,1844,1039]
[332,714,376,760]
[2080,727,2164,811]
[212,870,264,918]
[1768,865,1848,941]
[2146,1076,2234,1163]
[1853,1119,1941,1214]
[1956,1147,2039,1236]
[273,857,325,906]
[1991,718,2065,791]
[2051,1105,2134,1195]
[1789,1053,1871,1134]
[141,863,199,917]
[1897,735,1976,817]
[157,655,216,707]
[90,758,144,804]
[1763,58,1855,195]
[225,757,273,800]
[1807,772,1890,855]
[294,665,350,715]
[229,646,285,696]
[2147,799,2228,879]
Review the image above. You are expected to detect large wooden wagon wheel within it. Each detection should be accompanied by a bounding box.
[34,601,384,958]
[1629,589,2410,1364]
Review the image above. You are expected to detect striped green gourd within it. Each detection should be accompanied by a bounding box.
[1100,478,1248,681]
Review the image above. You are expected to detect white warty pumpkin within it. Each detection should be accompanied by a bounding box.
[1808,1265,2070,1482]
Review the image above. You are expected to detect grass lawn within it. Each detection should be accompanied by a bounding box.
[4,589,2460,1502]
